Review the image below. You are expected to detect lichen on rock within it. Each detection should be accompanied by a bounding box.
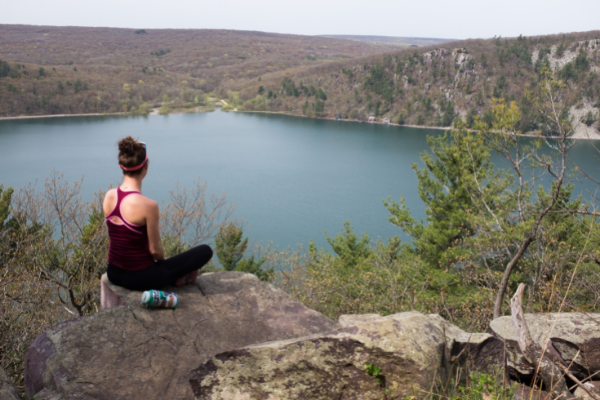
[24,271,339,400]
[190,311,504,400]
[489,313,600,382]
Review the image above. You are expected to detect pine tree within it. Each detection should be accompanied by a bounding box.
[384,124,503,267]
[214,222,273,281]
[442,101,455,126]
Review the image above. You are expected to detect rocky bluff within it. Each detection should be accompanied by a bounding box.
[22,272,600,399]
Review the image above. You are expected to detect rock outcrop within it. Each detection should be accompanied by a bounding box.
[31,272,600,399]
[489,313,600,381]
[569,99,600,140]
[0,365,20,400]
[429,314,504,375]
[24,272,339,400]
[338,313,382,327]
[189,311,504,399]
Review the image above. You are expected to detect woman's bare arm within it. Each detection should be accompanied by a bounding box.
[102,189,117,217]
[146,200,165,261]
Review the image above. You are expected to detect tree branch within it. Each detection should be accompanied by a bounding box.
[555,361,600,400]
[510,283,574,399]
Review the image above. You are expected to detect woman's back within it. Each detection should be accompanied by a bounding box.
[105,187,154,271]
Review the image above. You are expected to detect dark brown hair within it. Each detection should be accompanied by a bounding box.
[118,136,147,176]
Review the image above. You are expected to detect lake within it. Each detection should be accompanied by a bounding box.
[0,110,599,250]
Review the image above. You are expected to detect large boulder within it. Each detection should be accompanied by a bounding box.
[189,311,504,399]
[489,313,600,381]
[0,365,20,400]
[338,313,382,327]
[340,313,504,375]
[429,314,505,376]
[24,271,339,400]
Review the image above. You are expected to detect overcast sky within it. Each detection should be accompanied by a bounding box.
[2,0,599,40]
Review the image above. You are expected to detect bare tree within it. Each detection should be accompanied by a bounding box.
[160,177,235,256]
[460,70,588,319]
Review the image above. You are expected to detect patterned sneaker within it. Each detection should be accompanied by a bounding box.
[174,269,199,287]
[141,290,178,309]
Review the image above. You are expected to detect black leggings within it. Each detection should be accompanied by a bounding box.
[107,244,213,291]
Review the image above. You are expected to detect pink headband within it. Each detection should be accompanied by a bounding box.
[120,155,148,171]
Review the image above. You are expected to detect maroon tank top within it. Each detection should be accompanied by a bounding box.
[106,188,155,271]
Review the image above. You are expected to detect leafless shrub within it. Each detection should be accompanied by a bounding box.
[160,177,235,256]
[0,172,234,393]
[1,171,105,391]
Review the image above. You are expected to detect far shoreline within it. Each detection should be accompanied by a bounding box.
[0,109,450,133]
[237,109,450,131]
[0,112,129,121]
[2,108,598,140]
[0,106,211,121]
[233,110,600,140]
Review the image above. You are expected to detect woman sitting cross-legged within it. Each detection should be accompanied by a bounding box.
[103,136,213,291]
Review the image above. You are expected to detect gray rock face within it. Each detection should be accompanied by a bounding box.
[429,314,504,376]
[0,365,20,400]
[189,311,504,400]
[338,313,382,327]
[24,272,339,400]
[489,313,600,381]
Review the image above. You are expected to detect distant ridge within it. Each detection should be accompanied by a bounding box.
[239,30,600,137]
[318,35,456,47]
[0,24,404,117]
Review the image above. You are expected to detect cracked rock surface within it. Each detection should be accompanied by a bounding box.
[24,271,338,400]
[489,313,600,381]
[189,311,503,400]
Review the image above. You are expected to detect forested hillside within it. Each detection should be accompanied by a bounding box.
[229,31,600,137]
[0,25,401,116]
[2,25,600,137]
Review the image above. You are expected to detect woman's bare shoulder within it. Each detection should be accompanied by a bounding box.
[105,188,118,199]
[124,192,158,209]
[103,188,118,215]
[141,196,159,210]
[130,195,159,219]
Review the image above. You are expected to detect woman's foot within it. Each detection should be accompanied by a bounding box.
[174,270,199,287]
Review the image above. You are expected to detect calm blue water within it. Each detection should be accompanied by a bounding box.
[0,110,599,250]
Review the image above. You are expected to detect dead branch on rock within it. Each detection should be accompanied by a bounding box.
[510,283,574,399]
[554,361,600,400]
[571,369,600,389]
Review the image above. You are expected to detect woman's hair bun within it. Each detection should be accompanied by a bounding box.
[118,136,138,157]
[117,136,146,175]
